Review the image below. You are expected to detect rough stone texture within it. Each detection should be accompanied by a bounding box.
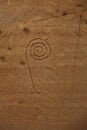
[0,0,87,130]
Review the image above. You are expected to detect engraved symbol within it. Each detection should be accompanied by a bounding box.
[30,39,51,60]
[25,38,51,94]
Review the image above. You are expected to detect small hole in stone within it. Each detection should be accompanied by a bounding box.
[23,27,30,34]
[8,47,12,51]
[0,56,5,63]
[20,61,26,65]
[56,9,59,13]
[62,11,68,16]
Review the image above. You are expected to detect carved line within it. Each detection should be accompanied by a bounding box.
[77,12,84,36]
[71,11,85,103]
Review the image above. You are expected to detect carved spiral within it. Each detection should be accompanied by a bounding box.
[30,39,51,60]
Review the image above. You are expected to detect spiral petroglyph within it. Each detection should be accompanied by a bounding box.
[25,38,51,94]
[29,39,51,60]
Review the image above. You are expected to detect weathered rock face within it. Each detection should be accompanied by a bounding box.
[0,0,87,130]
